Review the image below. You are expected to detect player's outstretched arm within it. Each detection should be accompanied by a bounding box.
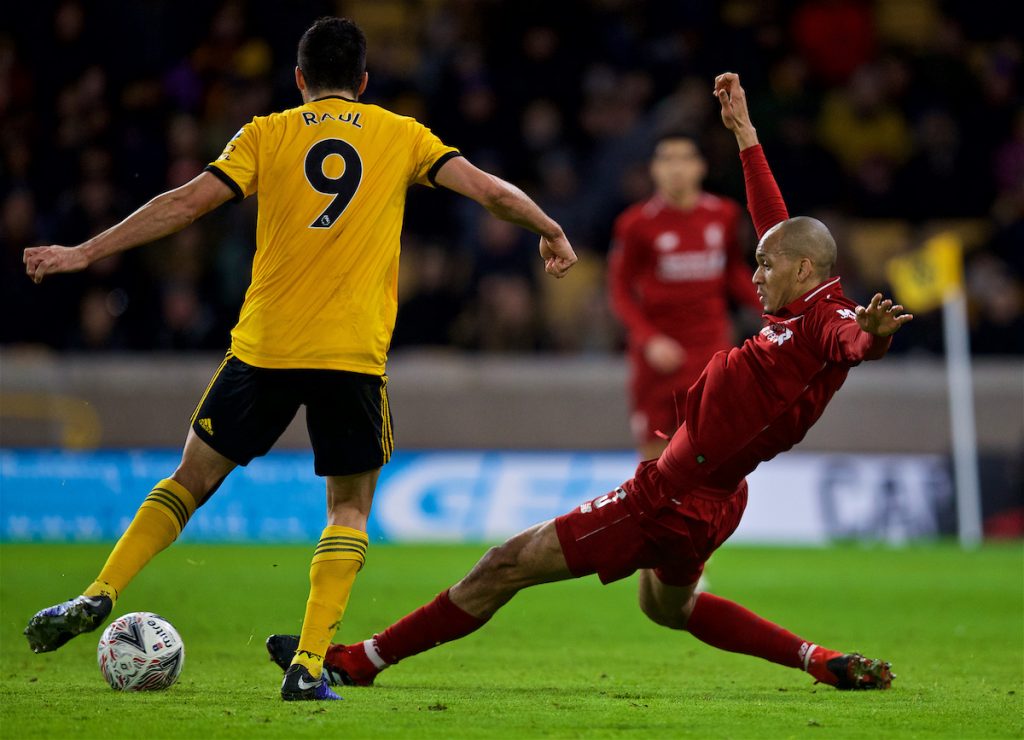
[23,172,235,284]
[856,293,914,337]
[433,156,578,279]
[713,71,788,238]
[714,72,759,151]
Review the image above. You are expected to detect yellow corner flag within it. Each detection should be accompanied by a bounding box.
[886,232,964,314]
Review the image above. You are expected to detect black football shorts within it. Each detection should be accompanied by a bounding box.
[190,352,393,476]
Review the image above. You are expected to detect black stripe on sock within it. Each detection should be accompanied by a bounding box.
[152,487,191,514]
[145,495,185,529]
[146,498,185,530]
[315,541,367,553]
[150,488,190,522]
[315,544,367,557]
[147,490,188,529]
[313,546,367,559]
[317,535,368,546]
[316,542,367,552]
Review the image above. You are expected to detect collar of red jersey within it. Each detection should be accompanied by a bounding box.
[768,276,844,319]
[648,192,704,214]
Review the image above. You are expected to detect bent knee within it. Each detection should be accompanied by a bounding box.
[474,543,520,576]
[637,579,698,631]
[639,598,689,630]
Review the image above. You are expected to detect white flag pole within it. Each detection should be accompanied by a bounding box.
[942,289,983,547]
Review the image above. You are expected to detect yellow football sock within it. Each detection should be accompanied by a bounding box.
[83,478,198,602]
[291,525,368,678]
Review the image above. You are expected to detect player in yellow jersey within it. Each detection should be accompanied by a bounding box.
[22,17,577,701]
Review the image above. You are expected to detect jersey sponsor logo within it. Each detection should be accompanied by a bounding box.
[301,110,363,129]
[836,308,857,320]
[760,324,794,346]
[656,249,726,281]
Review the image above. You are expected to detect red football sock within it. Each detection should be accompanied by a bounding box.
[371,588,488,666]
[685,592,811,669]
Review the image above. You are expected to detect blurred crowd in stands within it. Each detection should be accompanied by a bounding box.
[1,0,1021,356]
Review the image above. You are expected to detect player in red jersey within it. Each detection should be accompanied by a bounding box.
[609,134,761,458]
[267,72,911,692]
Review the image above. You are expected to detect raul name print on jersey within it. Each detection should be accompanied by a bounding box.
[655,222,727,282]
[301,110,363,128]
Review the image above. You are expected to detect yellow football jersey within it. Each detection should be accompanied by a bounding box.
[206,95,459,374]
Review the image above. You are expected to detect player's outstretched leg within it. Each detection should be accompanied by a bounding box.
[24,477,200,653]
[25,432,232,654]
[685,592,894,690]
[638,572,894,690]
[269,519,574,686]
[268,585,484,688]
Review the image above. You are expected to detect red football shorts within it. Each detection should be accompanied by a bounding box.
[555,459,747,587]
[628,352,714,444]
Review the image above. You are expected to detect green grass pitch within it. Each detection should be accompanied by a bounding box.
[2,542,1021,738]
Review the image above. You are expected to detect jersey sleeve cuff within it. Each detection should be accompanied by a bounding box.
[738,143,765,165]
[860,331,893,361]
[427,151,463,187]
[204,164,245,203]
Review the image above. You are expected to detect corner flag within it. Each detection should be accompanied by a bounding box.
[885,233,964,313]
[887,231,981,546]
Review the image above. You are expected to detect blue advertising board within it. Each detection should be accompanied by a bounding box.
[1,449,951,544]
[0,449,637,544]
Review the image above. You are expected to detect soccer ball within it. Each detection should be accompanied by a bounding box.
[97,612,185,691]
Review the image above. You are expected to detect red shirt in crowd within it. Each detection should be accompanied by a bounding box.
[657,145,891,491]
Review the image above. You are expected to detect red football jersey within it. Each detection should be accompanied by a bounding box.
[657,277,891,491]
[608,193,760,352]
[656,145,892,491]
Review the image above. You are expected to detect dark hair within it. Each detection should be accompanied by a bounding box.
[652,131,705,159]
[297,17,366,95]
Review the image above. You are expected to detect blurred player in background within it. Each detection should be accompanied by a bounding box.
[22,16,577,702]
[268,72,910,693]
[609,134,761,459]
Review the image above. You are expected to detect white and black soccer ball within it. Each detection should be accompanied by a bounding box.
[97,612,185,691]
